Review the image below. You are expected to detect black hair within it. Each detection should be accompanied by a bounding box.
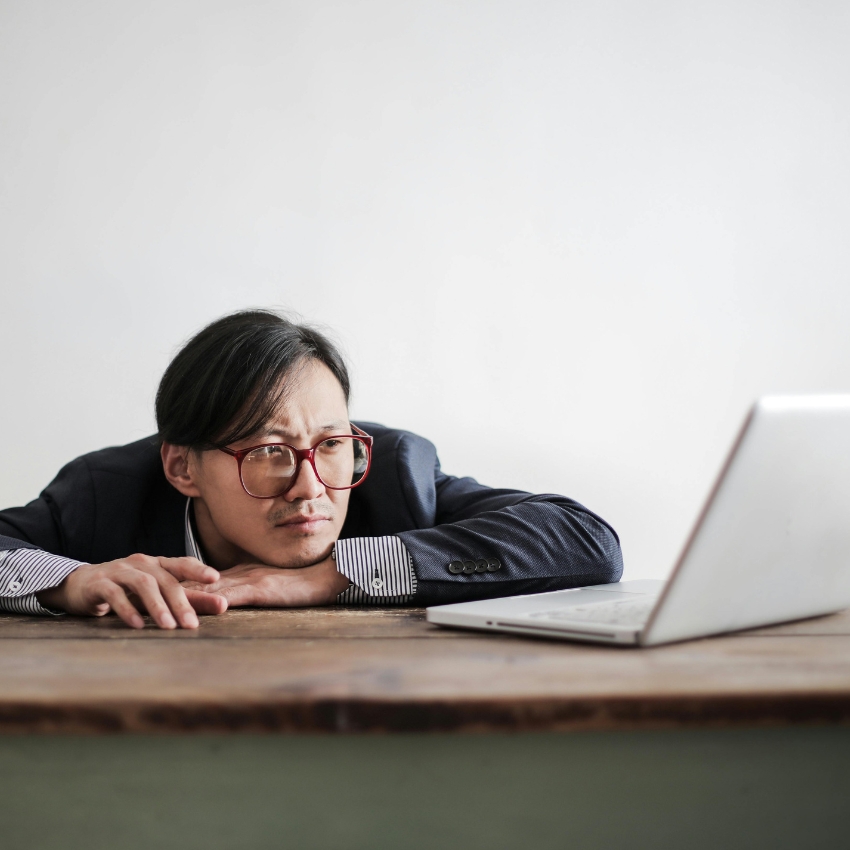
[155,309,350,449]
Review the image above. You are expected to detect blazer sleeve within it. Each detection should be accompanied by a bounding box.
[397,458,623,606]
[0,457,95,558]
[0,534,39,552]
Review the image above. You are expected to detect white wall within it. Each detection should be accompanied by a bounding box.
[2,0,849,579]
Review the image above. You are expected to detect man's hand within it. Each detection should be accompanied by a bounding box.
[180,554,350,608]
[36,554,228,629]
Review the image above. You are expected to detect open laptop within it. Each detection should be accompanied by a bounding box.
[427,395,850,646]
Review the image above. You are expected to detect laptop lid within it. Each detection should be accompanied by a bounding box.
[642,395,850,646]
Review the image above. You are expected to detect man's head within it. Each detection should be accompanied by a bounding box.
[158,310,358,570]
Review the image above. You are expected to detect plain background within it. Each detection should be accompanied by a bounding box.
[2,0,848,580]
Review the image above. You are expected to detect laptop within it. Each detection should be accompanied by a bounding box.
[427,395,850,646]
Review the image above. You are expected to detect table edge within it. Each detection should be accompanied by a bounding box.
[3,692,850,734]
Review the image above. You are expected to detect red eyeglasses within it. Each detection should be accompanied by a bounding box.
[218,424,373,499]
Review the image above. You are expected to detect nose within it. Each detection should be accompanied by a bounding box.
[284,455,325,502]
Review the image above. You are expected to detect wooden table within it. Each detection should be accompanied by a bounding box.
[2,608,850,849]
[2,606,850,733]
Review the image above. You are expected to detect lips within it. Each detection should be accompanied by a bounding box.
[276,514,330,529]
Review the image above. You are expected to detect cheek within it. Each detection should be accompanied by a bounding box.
[196,460,265,519]
[327,488,351,519]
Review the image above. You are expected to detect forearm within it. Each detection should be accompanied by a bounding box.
[399,496,623,606]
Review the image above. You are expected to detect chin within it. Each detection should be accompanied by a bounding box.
[262,524,336,567]
[269,542,332,569]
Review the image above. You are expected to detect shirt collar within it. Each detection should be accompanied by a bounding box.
[184,498,206,564]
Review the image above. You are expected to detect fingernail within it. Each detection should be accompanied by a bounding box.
[182,612,199,628]
[131,615,144,629]
[161,613,177,629]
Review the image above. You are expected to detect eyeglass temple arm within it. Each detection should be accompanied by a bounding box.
[351,424,373,446]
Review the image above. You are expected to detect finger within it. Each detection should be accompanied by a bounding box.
[129,560,204,628]
[158,581,202,629]
[117,570,177,629]
[184,589,229,615]
[180,575,241,593]
[98,582,145,629]
[157,557,220,584]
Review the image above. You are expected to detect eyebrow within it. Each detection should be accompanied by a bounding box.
[261,421,350,440]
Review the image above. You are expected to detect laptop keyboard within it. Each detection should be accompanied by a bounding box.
[525,596,657,628]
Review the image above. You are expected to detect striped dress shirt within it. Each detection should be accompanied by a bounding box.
[0,548,82,615]
[0,499,416,614]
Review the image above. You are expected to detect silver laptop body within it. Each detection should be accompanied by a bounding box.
[426,395,850,646]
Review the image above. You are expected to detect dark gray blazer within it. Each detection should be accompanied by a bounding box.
[0,422,623,604]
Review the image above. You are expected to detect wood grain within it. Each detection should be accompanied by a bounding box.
[0,608,447,639]
[1,607,849,733]
[3,606,847,639]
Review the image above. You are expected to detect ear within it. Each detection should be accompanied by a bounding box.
[161,442,203,497]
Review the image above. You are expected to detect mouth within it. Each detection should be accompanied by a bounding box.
[275,514,331,533]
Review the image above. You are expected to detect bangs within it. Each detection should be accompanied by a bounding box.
[208,357,312,448]
[156,310,350,450]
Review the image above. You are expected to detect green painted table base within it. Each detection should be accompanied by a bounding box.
[2,728,849,850]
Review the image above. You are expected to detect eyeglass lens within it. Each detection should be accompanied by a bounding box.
[240,437,369,497]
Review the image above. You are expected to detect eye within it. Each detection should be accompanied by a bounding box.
[319,438,344,451]
[251,445,287,459]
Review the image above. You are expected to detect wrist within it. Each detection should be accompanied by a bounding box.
[35,582,67,611]
[315,551,350,598]
[329,565,350,597]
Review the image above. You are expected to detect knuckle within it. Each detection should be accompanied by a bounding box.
[93,577,117,593]
[136,573,158,591]
[154,574,178,591]
[101,587,125,606]
[165,582,188,600]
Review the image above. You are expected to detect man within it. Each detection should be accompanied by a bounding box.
[0,310,623,629]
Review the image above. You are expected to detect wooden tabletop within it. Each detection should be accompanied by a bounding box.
[2,606,850,734]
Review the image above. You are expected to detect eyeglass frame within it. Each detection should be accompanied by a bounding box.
[217,424,374,499]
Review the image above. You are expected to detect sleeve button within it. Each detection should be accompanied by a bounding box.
[371,578,384,590]
[462,560,476,575]
[448,561,464,574]
[486,559,501,572]
[8,580,22,592]
[475,559,488,573]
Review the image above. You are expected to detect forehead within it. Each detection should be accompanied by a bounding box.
[261,360,348,438]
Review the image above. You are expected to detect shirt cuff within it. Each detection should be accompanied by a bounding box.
[334,537,417,605]
[0,548,84,616]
